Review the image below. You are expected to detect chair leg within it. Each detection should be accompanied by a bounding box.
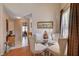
[41,52,45,56]
[47,51,49,56]
[49,51,51,56]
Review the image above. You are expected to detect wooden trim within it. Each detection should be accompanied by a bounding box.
[6,19,8,33]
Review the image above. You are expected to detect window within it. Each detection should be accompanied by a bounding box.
[61,8,70,38]
[22,25,28,32]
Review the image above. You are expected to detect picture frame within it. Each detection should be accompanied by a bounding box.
[37,21,53,29]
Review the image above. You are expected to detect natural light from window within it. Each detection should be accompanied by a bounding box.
[61,8,70,38]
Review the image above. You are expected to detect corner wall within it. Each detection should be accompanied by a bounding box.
[0,4,6,55]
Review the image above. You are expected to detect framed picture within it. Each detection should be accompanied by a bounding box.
[37,21,53,29]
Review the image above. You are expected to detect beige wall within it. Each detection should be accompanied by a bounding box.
[14,19,22,46]
[8,19,14,33]
[0,4,6,55]
[0,4,4,55]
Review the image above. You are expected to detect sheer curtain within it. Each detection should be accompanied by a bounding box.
[61,8,70,38]
[60,7,70,56]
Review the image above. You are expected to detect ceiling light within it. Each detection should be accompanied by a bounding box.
[16,17,21,19]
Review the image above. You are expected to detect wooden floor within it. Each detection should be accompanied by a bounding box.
[4,46,33,56]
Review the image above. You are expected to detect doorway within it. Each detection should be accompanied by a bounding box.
[22,23,29,47]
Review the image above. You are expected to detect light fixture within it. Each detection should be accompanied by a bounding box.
[16,17,21,19]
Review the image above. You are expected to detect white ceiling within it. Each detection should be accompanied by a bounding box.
[3,3,61,20]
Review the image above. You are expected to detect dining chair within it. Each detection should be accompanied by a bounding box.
[47,33,60,56]
[47,42,60,56]
[29,35,47,56]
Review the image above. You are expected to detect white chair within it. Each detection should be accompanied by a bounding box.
[35,33,44,43]
[47,33,60,56]
[29,35,47,56]
[47,42,60,56]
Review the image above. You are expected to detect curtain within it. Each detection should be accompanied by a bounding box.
[60,9,63,33]
[68,3,79,56]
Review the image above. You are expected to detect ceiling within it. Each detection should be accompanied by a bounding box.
[3,3,61,20]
